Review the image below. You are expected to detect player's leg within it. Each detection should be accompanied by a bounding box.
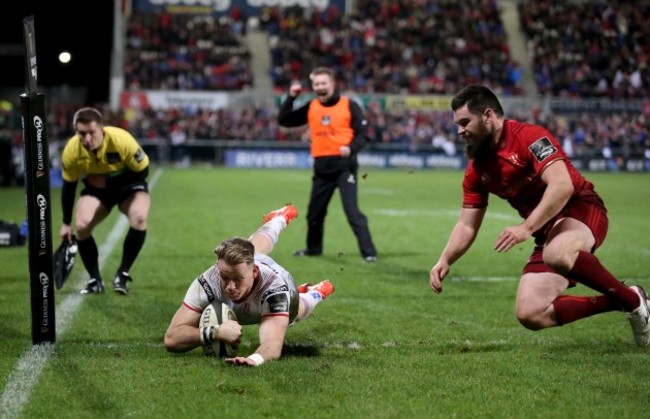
[297,175,336,256]
[75,194,110,239]
[336,168,377,260]
[250,204,298,255]
[113,190,150,294]
[516,272,569,329]
[544,217,650,344]
[518,268,643,332]
[296,279,335,321]
[75,194,110,294]
[517,242,626,329]
[544,217,641,312]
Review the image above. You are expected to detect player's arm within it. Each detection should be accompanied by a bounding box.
[60,180,77,227]
[430,206,486,293]
[165,303,242,353]
[277,95,309,127]
[524,159,574,232]
[59,142,79,241]
[347,100,368,155]
[224,315,289,366]
[59,180,77,242]
[494,160,574,252]
[163,305,203,353]
[254,315,290,361]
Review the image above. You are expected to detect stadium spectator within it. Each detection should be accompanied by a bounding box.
[429,84,650,346]
[164,204,334,366]
[59,107,150,296]
[278,67,378,262]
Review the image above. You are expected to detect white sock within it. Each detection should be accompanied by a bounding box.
[254,217,286,246]
[299,290,322,320]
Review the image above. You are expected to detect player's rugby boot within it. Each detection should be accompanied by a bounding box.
[627,285,650,346]
[299,280,334,300]
[113,271,133,296]
[263,204,298,225]
[80,278,104,295]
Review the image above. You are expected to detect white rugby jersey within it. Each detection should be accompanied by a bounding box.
[182,254,299,325]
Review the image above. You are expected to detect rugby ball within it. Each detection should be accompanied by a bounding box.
[200,301,238,358]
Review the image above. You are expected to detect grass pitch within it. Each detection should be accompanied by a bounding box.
[1,167,648,418]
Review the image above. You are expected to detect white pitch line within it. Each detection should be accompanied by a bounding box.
[374,208,520,222]
[362,187,395,195]
[450,276,518,283]
[0,168,162,419]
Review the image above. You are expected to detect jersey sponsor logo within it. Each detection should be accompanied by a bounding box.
[135,148,145,163]
[107,152,121,164]
[262,284,289,300]
[266,293,289,313]
[197,274,215,302]
[528,137,557,163]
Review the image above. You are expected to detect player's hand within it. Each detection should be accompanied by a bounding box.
[289,82,302,98]
[216,320,242,346]
[430,261,449,294]
[224,356,257,367]
[494,224,532,252]
[340,145,351,157]
[59,224,73,243]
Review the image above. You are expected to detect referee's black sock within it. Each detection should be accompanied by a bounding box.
[77,236,101,280]
[118,228,146,274]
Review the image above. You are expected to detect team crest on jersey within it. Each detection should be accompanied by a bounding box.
[507,153,524,167]
[528,137,557,163]
[107,152,121,164]
[321,115,331,126]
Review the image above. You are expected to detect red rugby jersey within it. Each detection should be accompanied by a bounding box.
[462,120,592,219]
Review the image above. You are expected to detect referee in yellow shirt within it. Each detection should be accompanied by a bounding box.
[59,107,150,295]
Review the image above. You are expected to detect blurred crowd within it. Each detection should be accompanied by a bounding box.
[263,0,522,96]
[3,1,650,186]
[124,10,253,91]
[121,1,650,99]
[122,1,519,95]
[42,101,650,160]
[2,97,649,186]
[519,1,650,98]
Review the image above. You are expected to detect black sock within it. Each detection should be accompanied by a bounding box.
[77,236,101,280]
[118,228,146,273]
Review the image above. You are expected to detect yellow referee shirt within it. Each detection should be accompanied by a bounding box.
[61,126,149,182]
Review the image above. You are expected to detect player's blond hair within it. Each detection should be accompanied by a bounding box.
[214,237,255,266]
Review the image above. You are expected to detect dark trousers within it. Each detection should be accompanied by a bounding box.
[305,167,377,257]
